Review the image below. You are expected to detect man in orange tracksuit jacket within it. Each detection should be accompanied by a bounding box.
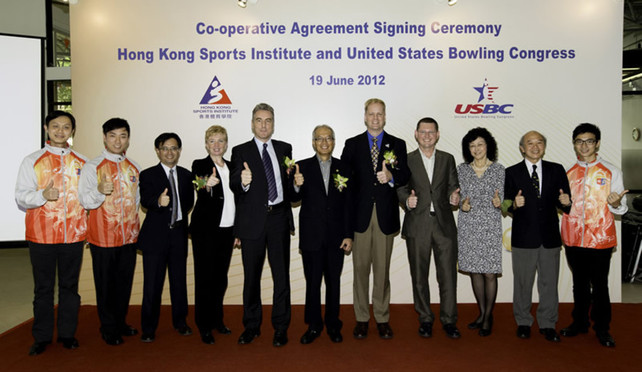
[15,111,87,356]
[79,118,141,346]
[560,123,628,348]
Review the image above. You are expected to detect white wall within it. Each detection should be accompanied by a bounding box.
[69,0,624,305]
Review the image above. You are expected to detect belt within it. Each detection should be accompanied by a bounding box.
[429,211,436,216]
[267,202,286,213]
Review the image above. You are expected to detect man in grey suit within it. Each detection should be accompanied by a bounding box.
[397,117,461,339]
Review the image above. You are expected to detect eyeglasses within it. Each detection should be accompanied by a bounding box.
[159,146,180,152]
[314,137,334,143]
[573,138,597,146]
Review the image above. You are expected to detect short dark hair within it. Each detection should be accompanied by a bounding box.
[572,123,601,141]
[462,127,498,163]
[416,117,439,131]
[102,118,130,135]
[154,132,182,149]
[45,111,76,131]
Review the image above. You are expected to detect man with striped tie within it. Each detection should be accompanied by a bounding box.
[230,103,294,347]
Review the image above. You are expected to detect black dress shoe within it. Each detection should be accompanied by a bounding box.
[353,322,368,339]
[443,324,461,339]
[516,325,531,339]
[560,324,589,337]
[418,322,433,338]
[597,332,616,347]
[300,329,321,344]
[478,316,493,337]
[175,325,193,336]
[57,337,79,349]
[201,332,215,344]
[238,328,260,344]
[539,328,561,342]
[376,323,394,339]
[467,320,483,330]
[215,325,231,335]
[102,333,124,346]
[327,329,343,343]
[140,333,155,343]
[28,341,50,356]
[273,331,288,347]
[121,325,138,336]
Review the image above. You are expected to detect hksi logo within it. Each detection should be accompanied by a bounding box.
[200,76,232,105]
[454,78,513,115]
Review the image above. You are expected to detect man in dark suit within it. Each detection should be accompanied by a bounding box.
[397,117,461,340]
[340,98,409,340]
[291,125,353,345]
[230,103,294,347]
[138,132,195,342]
[503,130,571,342]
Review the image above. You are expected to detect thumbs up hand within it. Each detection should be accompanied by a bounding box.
[376,162,392,184]
[558,189,571,207]
[513,189,525,208]
[98,173,114,195]
[450,187,461,206]
[607,189,629,208]
[42,179,59,201]
[407,189,418,209]
[492,189,501,208]
[461,196,471,212]
[293,163,304,187]
[207,166,220,187]
[241,161,252,187]
[158,188,170,207]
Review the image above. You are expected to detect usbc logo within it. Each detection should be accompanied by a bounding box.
[454,78,514,115]
[200,76,232,105]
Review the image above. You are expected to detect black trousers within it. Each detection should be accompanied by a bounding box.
[28,241,83,342]
[192,226,234,334]
[565,246,613,333]
[301,244,345,332]
[141,225,189,335]
[241,207,291,332]
[90,243,136,337]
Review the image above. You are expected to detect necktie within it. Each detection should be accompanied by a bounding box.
[531,165,540,198]
[169,169,178,226]
[371,137,379,172]
[262,143,278,202]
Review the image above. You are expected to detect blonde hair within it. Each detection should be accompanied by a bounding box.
[364,98,386,113]
[205,125,228,142]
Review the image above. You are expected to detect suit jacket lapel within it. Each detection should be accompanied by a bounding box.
[410,150,431,189]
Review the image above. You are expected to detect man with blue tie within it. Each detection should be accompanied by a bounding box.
[230,103,294,347]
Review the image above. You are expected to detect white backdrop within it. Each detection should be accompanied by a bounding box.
[70,0,623,305]
[1,35,42,241]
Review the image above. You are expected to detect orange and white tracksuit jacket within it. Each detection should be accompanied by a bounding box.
[78,150,141,248]
[15,143,88,244]
[561,156,627,249]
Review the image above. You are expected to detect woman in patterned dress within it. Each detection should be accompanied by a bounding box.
[456,127,504,336]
